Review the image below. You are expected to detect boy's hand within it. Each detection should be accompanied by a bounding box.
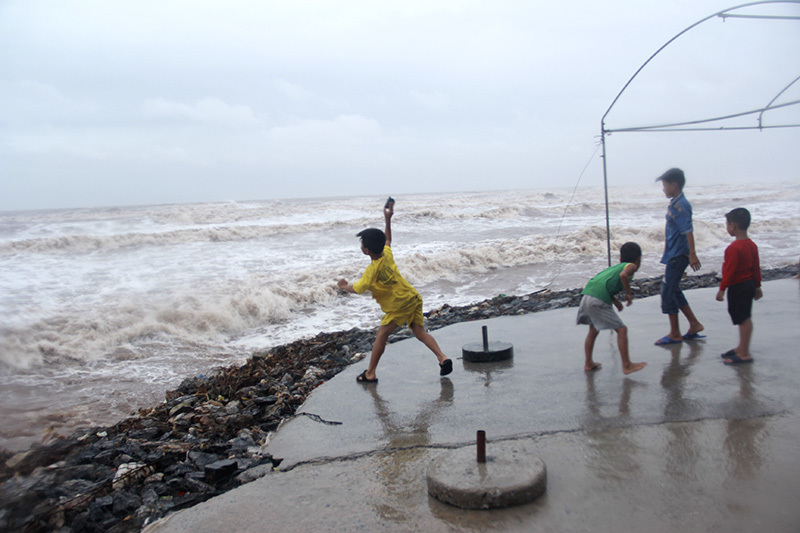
[755,287,763,300]
[339,279,358,293]
[613,299,623,311]
[383,198,394,247]
[716,289,725,302]
[625,292,633,307]
[689,252,701,271]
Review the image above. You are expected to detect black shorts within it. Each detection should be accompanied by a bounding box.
[727,280,756,325]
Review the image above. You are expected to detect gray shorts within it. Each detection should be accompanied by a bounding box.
[576,295,625,331]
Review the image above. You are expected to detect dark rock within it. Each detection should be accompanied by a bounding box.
[130,427,161,440]
[179,475,216,495]
[88,495,113,520]
[253,395,279,406]
[141,486,159,505]
[112,491,142,515]
[204,459,239,485]
[187,451,219,469]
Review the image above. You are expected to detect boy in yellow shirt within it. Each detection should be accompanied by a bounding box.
[338,199,453,383]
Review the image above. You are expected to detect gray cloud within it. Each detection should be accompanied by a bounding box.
[1,0,798,211]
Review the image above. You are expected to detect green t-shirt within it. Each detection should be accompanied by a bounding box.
[581,263,632,304]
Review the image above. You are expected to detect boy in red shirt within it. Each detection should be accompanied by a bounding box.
[716,207,762,364]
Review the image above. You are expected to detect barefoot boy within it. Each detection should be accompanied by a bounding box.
[576,242,647,375]
[655,168,705,345]
[716,207,762,364]
[338,199,452,383]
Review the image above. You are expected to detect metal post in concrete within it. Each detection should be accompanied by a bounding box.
[462,326,513,362]
[427,440,547,510]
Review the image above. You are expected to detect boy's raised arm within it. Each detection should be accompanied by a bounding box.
[384,201,394,248]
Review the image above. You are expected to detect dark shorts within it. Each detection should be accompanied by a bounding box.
[727,280,756,325]
[661,255,689,314]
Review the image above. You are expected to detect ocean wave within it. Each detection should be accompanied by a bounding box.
[1,214,750,371]
[2,183,798,374]
[0,219,363,254]
[0,277,343,371]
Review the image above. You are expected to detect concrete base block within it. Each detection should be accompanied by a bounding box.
[462,341,514,362]
[426,442,546,509]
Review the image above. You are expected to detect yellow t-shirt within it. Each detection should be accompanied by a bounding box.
[353,246,421,318]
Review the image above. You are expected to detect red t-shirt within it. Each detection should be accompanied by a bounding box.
[720,238,761,290]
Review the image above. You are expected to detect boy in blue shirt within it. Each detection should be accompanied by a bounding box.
[655,168,704,345]
[577,242,647,375]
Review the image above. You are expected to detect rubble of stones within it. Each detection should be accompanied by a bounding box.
[0,267,794,533]
[0,331,375,533]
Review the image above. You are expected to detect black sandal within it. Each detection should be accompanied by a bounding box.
[439,359,453,376]
[356,370,378,383]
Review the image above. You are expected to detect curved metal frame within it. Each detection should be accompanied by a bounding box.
[599,0,800,265]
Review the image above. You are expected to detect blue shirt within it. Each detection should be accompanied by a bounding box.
[661,192,693,264]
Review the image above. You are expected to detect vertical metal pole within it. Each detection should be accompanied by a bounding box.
[477,430,486,463]
[601,122,612,267]
[481,326,489,352]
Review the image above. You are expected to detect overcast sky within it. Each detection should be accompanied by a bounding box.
[1,0,798,211]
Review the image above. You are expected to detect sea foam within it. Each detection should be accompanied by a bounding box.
[0,183,798,451]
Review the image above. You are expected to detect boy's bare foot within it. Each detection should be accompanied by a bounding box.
[585,362,602,372]
[622,362,647,375]
[686,324,704,336]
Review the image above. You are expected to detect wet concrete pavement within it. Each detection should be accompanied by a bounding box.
[144,279,800,532]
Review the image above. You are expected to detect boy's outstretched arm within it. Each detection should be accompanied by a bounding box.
[384,201,394,248]
[337,279,356,293]
[619,262,637,306]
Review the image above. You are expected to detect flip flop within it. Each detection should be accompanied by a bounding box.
[655,336,682,346]
[356,370,378,383]
[439,359,453,376]
[723,353,754,365]
[720,349,736,358]
[682,332,707,340]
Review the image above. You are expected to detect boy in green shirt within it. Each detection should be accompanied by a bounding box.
[576,242,647,375]
[338,199,452,383]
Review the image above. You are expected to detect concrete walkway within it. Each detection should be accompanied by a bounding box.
[144,280,800,532]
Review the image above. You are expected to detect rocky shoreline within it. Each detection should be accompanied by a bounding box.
[1,267,796,533]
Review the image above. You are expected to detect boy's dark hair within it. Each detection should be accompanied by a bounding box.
[357,228,386,255]
[620,242,642,264]
[656,168,685,190]
[725,207,751,231]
